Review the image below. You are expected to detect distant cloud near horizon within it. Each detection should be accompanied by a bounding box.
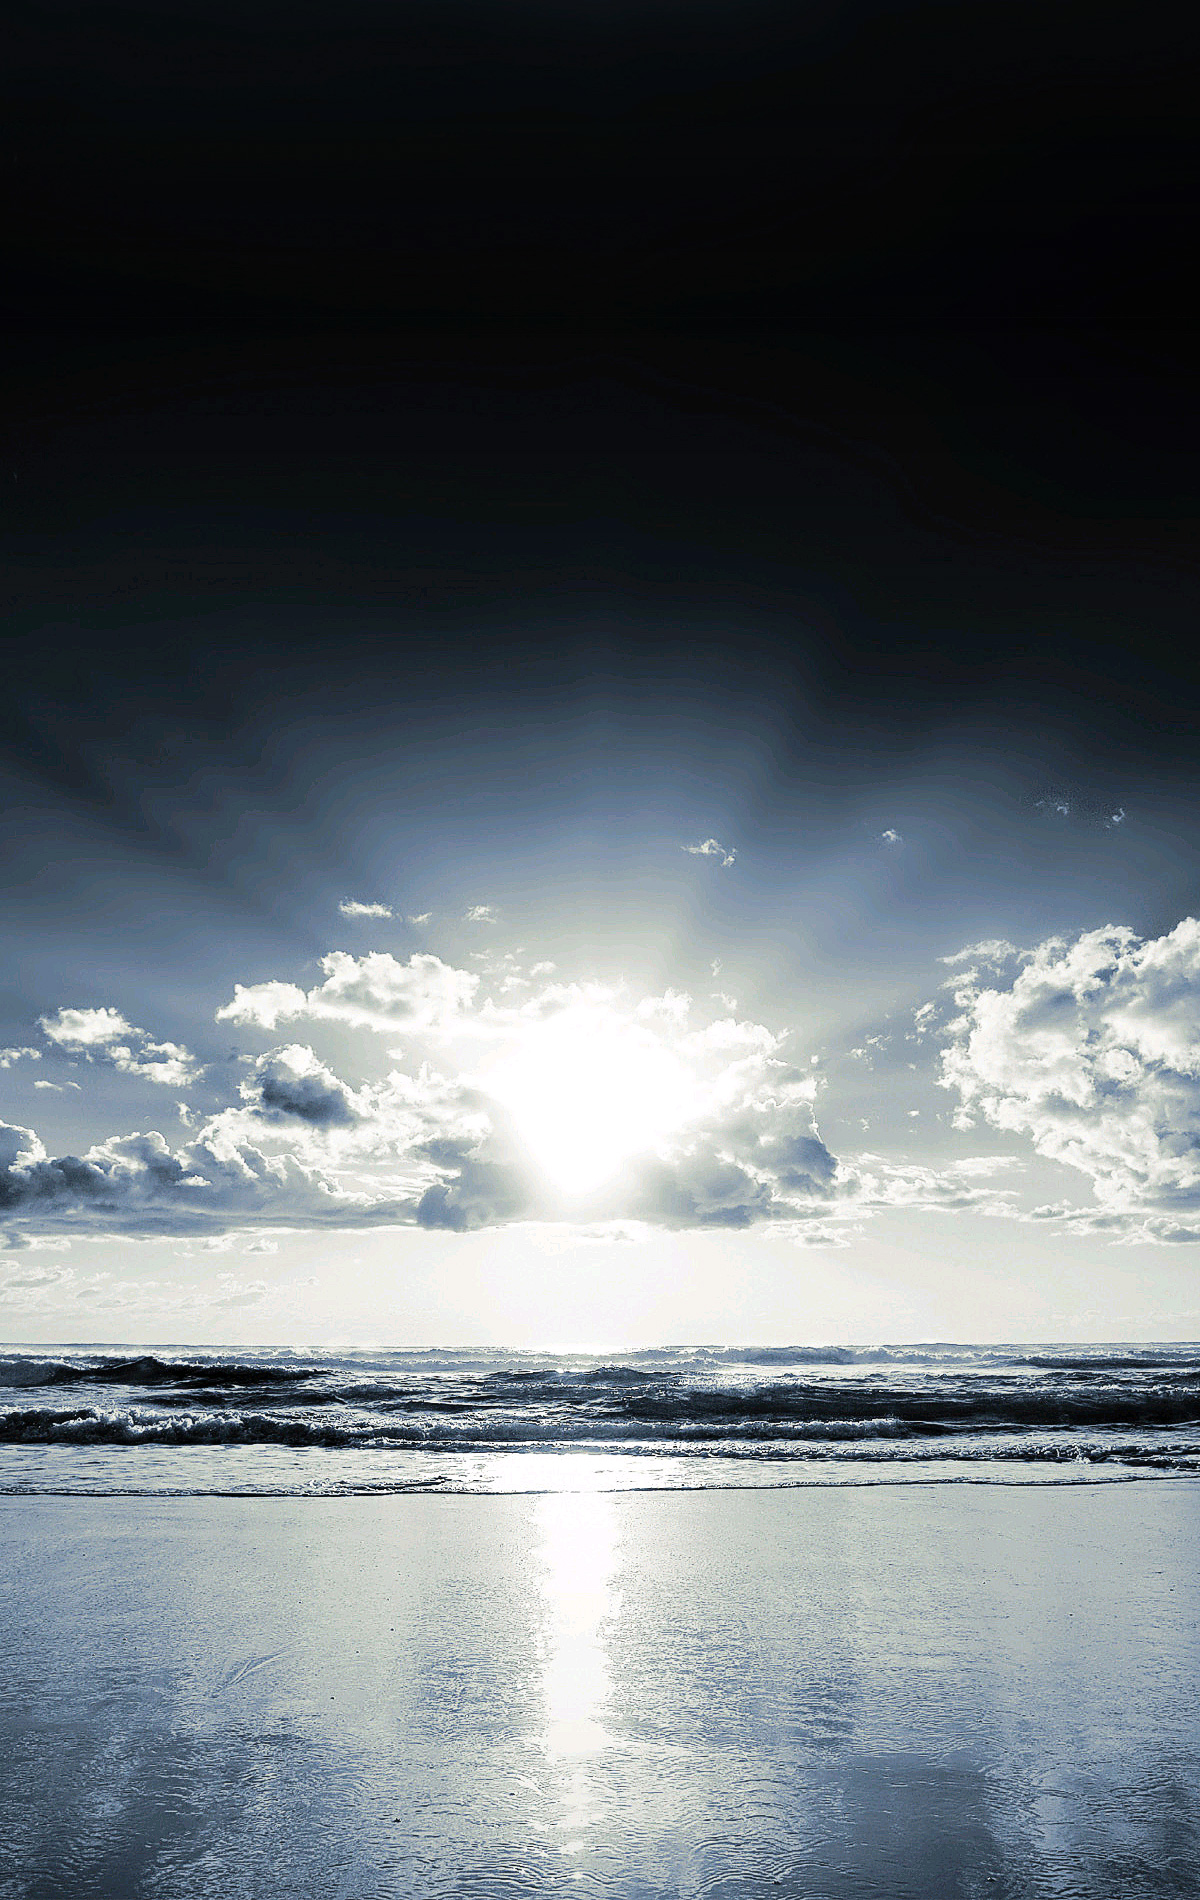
[682,838,736,867]
[338,899,394,919]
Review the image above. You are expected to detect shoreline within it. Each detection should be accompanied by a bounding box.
[4,1450,1200,1501]
[3,1480,1198,1897]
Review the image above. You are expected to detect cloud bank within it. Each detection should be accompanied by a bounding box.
[14,917,1200,1248]
[3,954,851,1238]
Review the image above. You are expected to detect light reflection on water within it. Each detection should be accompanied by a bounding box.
[534,1491,620,1860]
[2,1484,1197,1896]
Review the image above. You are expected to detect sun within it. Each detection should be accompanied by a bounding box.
[484,1003,692,1196]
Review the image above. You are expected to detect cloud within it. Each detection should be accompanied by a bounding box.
[338,899,394,919]
[682,838,736,867]
[909,1002,938,1040]
[217,952,479,1036]
[939,939,1026,969]
[848,1033,890,1065]
[0,1118,417,1238]
[415,1155,536,1231]
[241,1045,360,1127]
[463,905,497,923]
[880,829,903,845]
[837,1154,1020,1220]
[2,968,850,1239]
[39,1007,199,1086]
[409,912,432,926]
[0,1047,40,1069]
[941,916,1200,1236]
[636,989,691,1026]
[40,1006,132,1048]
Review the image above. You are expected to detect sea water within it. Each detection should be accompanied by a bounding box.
[3,1339,1198,1495]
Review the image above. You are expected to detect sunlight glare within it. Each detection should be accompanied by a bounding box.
[486,1006,691,1194]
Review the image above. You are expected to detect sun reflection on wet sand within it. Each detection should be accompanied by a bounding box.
[535,1490,620,1859]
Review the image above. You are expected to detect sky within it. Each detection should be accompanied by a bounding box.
[3,324,1199,1347]
[2,5,1197,1346]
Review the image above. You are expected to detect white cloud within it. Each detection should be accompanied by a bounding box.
[939,939,1026,969]
[41,1006,133,1047]
[217,952,479,1036]
[1108,808,1126,828]
[848,1032,890,1065]
[881,829,903,845]
[409,912,432,926]
[682,838,736,867]
[941,916,1200,1236]
[338,899,394,919]
[636,989,691,1025]
[909,1002,938,1040]
[0,1047,40,1069]
[39,1007,199,1086]
[463,904,497,923]
[836,1153,1020,1220]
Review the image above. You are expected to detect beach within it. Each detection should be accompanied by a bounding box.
[2,1480,1198,1898]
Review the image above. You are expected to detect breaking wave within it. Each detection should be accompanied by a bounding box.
[2,1340,1199,1489]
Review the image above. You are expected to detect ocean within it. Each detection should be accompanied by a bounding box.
[3,1339,1198,1496]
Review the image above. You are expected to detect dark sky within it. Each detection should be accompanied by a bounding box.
[5,322,1199,792]
[7,0,1195,324]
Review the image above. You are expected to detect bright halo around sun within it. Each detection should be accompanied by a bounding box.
[484,1003,693,1196]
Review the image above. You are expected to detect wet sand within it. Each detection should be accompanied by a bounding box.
[2,1481,1198,1897]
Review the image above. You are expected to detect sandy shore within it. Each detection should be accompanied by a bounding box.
[2,1481,1198,1898]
